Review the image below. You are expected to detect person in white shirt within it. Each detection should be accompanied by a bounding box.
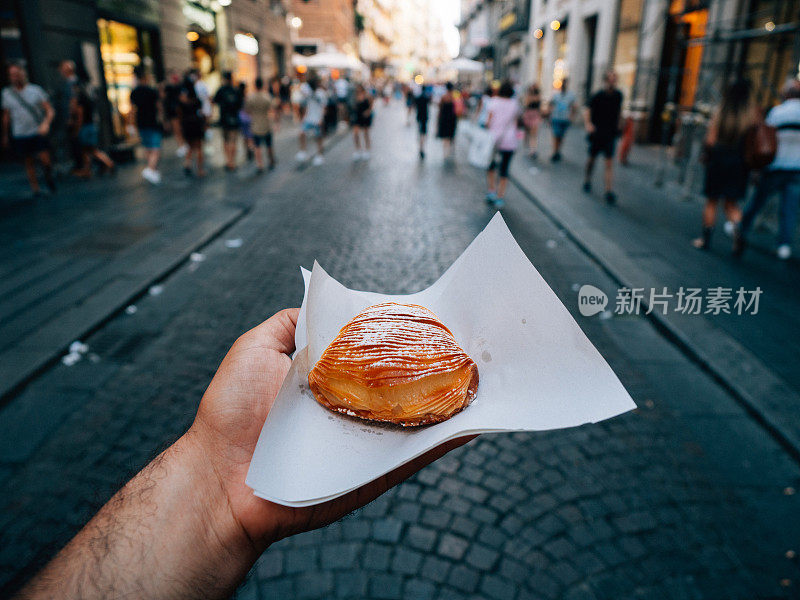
[1,63,56,195]
[736,78,800,260]
[296,77,327,165]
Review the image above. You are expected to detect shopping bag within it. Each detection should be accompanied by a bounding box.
[468,126,496,170]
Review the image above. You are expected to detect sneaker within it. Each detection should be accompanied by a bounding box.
[142,167,161,184]
[582,181,591,194]
[485,191,498,205]
[419,150,425,160]
[777,244,792,260]
[605,191,617,205]
[176,145,188,157]
[493,197,506,209]
[551,152,561,163]
[723,220,735,237]
[295,151,309,162]
[352,151,362,161]
[312,155,325,166]
[362,150,370,160]
[183,166,193,177]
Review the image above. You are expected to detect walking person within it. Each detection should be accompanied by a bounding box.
[296,76,326,166]
[477,83,497,128]
[583,71,623,204]
[244,77,277,172]
[485,80,521,209]
[548,78,576,162]
[521,84,542,159]
[437,82,458,161]
[55,59,81,172]
[178,74,207,177]
[693,79,758,250]
[130,66,163,184]
[70,80,115,178]
[213,72,243,171]
[1,63,56,196]
[351,83,373,160]
[163,70,186,156]
[735,78,800,260]
[415,85,432,160]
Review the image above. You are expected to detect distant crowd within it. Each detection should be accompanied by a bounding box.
[2,59,798,260]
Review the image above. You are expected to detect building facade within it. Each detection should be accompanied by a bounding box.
[1,0,290,150]
[289,0,357,57]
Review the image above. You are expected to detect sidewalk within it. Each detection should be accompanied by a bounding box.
[0,123,326,404]
[499,121,800,458]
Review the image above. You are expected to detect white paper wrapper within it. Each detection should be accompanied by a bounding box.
[246,214,636,507]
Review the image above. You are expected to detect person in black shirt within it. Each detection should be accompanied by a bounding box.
[178,75,207,177]
[70,81,114,178]
[130,66,163,184]
[213,71,243,171]
[415,86,431,160]
[163,69,185,154]
[583,71,623,204]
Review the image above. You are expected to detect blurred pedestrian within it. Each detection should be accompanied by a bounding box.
[404,83,414,125]
[548,78,576,162]
[163,70,186,156]
[238,82,255,162]
[55,59,81,171]
[521,84,542,159]
[1,62,56,195]
[583,71,623,204]
[736,78,800,260]
[213,72,243,171]
[297,76,326,165]
[279,76,291,117]
[415,85,432,160]
[351,83,373,160]
[334,76,351,123]
[477,83,498,128]
[693,79,758,250]
[130,66,163,184]
[178,74,207,177]
[437,82,458,161]
[244,77,277,172]
[70,80,115,178]
[485,80,521,209]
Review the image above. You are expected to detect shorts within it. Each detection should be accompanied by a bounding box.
[418,119,428,135]
[139,128,162,149]
[551,118,570,139]
[222,128,239,143]
[11,135,49,156]
[354,115,373,128]
[302,122,321,137]
[588,133,617,158]
[78,123,99,148]
[489,150,514,178]
[253,132,273,148]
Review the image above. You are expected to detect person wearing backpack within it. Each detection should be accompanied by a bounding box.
[735,78,800,260]
[1,63,56,196]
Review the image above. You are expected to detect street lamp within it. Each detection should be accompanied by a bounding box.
[550,20,560,31]
[290,16,302,29]
[533,28,543,39]
[218,0,231,6]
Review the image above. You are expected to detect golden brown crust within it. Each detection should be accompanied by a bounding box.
[308,303,479,427]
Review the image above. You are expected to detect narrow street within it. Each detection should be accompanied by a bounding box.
[1,102,798,599]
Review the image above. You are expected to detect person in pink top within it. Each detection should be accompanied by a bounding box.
[485,80,521,209]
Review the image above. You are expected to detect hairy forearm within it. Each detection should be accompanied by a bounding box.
[16,432,258,600]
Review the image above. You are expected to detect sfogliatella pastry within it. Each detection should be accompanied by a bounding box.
[308,303,478,426]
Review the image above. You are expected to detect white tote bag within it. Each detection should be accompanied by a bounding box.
[468,126,496,170]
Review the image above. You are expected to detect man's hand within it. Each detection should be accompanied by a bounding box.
[18,309,475,600]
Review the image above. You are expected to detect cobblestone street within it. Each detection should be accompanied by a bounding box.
[1,103,799,599]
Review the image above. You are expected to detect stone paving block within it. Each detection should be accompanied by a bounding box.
[368,573,404,600]
[403,578,436,600]
[464,543,499,572]
[361,542,392,571]
[341,519,370,541]
[421,556,452,584]
[422,507,452,529]
[437,533,469,561]
[392,501,422,523]
[405,525,437,552]
[285,547,317,574]
[372,518,403,543]
[259,576,293,600]
[295,570,334,599]
[320,542,359,570]
[334,570,369,598]
[480,574,518,600]
[391,547,423,575]
[256,551,284,579]
[447,564,480,593]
